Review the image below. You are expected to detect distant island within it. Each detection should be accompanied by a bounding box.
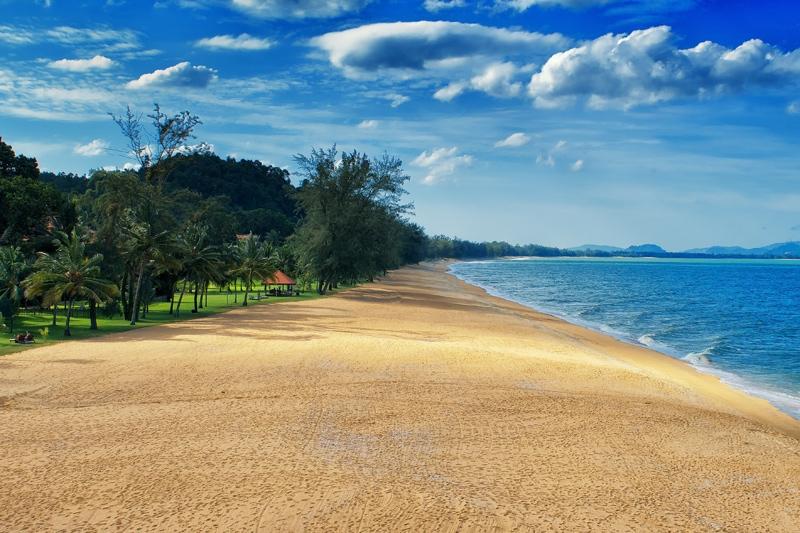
[427,237,800,260]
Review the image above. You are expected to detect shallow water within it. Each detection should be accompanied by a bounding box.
[450,257,800,418]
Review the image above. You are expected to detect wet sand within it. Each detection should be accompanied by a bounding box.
[1,262,799,531]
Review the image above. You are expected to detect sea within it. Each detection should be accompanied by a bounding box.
[450,257,800,419]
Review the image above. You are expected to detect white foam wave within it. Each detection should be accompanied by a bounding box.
[637,334,656,347]
[448,263,800,420]
[684,348,714,366]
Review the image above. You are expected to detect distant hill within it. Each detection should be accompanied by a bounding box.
[568,244,624,253]
[626,244,667,254]
[684,241,800,257]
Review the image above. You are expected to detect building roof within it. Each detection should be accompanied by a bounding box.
[264,270,296,285]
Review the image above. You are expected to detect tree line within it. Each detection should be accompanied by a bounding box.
[0,105,425,337]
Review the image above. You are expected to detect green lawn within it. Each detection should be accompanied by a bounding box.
[1,285,339,356]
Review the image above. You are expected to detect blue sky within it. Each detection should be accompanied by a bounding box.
[1,0,799,250]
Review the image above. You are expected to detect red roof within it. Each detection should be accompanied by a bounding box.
[264,270,296,285]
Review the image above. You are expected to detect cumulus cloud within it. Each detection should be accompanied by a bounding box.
[433,82,467,102]
[424,0,465,11]
[47,55,115,72]
[228,0,370,18]
[435,62,524,101]
[495,132,531,148]
[74,139,109,156]
[789,102,800,115]
[357,119,379,129]
[528,26,800,109]
[570,159,585,171]
[196,33,273,51]
[413,146,473,185]
[126,62,218,89]
[311,21,568,78]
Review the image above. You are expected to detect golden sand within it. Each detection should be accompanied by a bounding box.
[1,262,799,531]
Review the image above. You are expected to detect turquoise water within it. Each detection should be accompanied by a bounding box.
[450,257,800,418]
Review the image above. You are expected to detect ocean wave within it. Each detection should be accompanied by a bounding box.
[637,334,657,347]
[684,348,714,366]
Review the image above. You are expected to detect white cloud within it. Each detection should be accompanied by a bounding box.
[386,93,410,107]
[0,24,140,51]
[228,0,370,18]
[126,62,218,89]
[570,159,585,171]
[469,62,522,98]
[47,55,115,72]
[528,26,800,109]
[413,146,473,185]
[358,119,379,129]
[536,153,555,167]
[0,25,35,44]
[498,0,609,9]
[536,139,567,167]
[311,21,569,79]
[435,62,524,101]
[433,82,467,102]
[196,33,273,51]
[424,0,465,11]
[495,132,530,148]
[496,0,696,14]
[74,139,110,157]
[789,102,800,115]
[45,25,140,50]
[102,162,140,172]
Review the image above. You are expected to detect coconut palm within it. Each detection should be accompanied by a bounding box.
[229,235,277,307]
[174,225,223,316]
[0,246,30,332]
[24,231,119,336]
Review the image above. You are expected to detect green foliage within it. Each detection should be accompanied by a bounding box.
[0,137,40,180]
[291,147,413,291]
[40,171,89,195]
[0,175,74,245]
[163,153,297,239]
[0,246,30,332]
[229,234,277,306]
[23,230,119,336]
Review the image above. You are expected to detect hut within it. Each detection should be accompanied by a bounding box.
[263,270,297,296]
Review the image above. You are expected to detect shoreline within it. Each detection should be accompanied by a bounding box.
[447,258,800,426]
[439,259,800,438]
[1,262,799,530]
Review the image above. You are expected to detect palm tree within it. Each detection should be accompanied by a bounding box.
[229,235,277,307]
[174,225,223,316]
[0,246,30,332]
[121,220,176,325]
[24,231,119,336]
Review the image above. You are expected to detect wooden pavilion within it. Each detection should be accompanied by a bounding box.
[263,270,298,296]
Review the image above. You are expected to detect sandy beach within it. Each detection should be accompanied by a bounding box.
[1,262,799,531]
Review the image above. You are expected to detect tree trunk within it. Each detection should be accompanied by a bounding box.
[64,299,74,337]
[176,280,187,317]
[193,282,199,313]
[89,299,98,330]
[168,279,177,315]
[242,275,250,306]
[130,259,145,326]
[123,270,134,321]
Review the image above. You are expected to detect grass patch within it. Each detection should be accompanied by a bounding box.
[1,285,346,356]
